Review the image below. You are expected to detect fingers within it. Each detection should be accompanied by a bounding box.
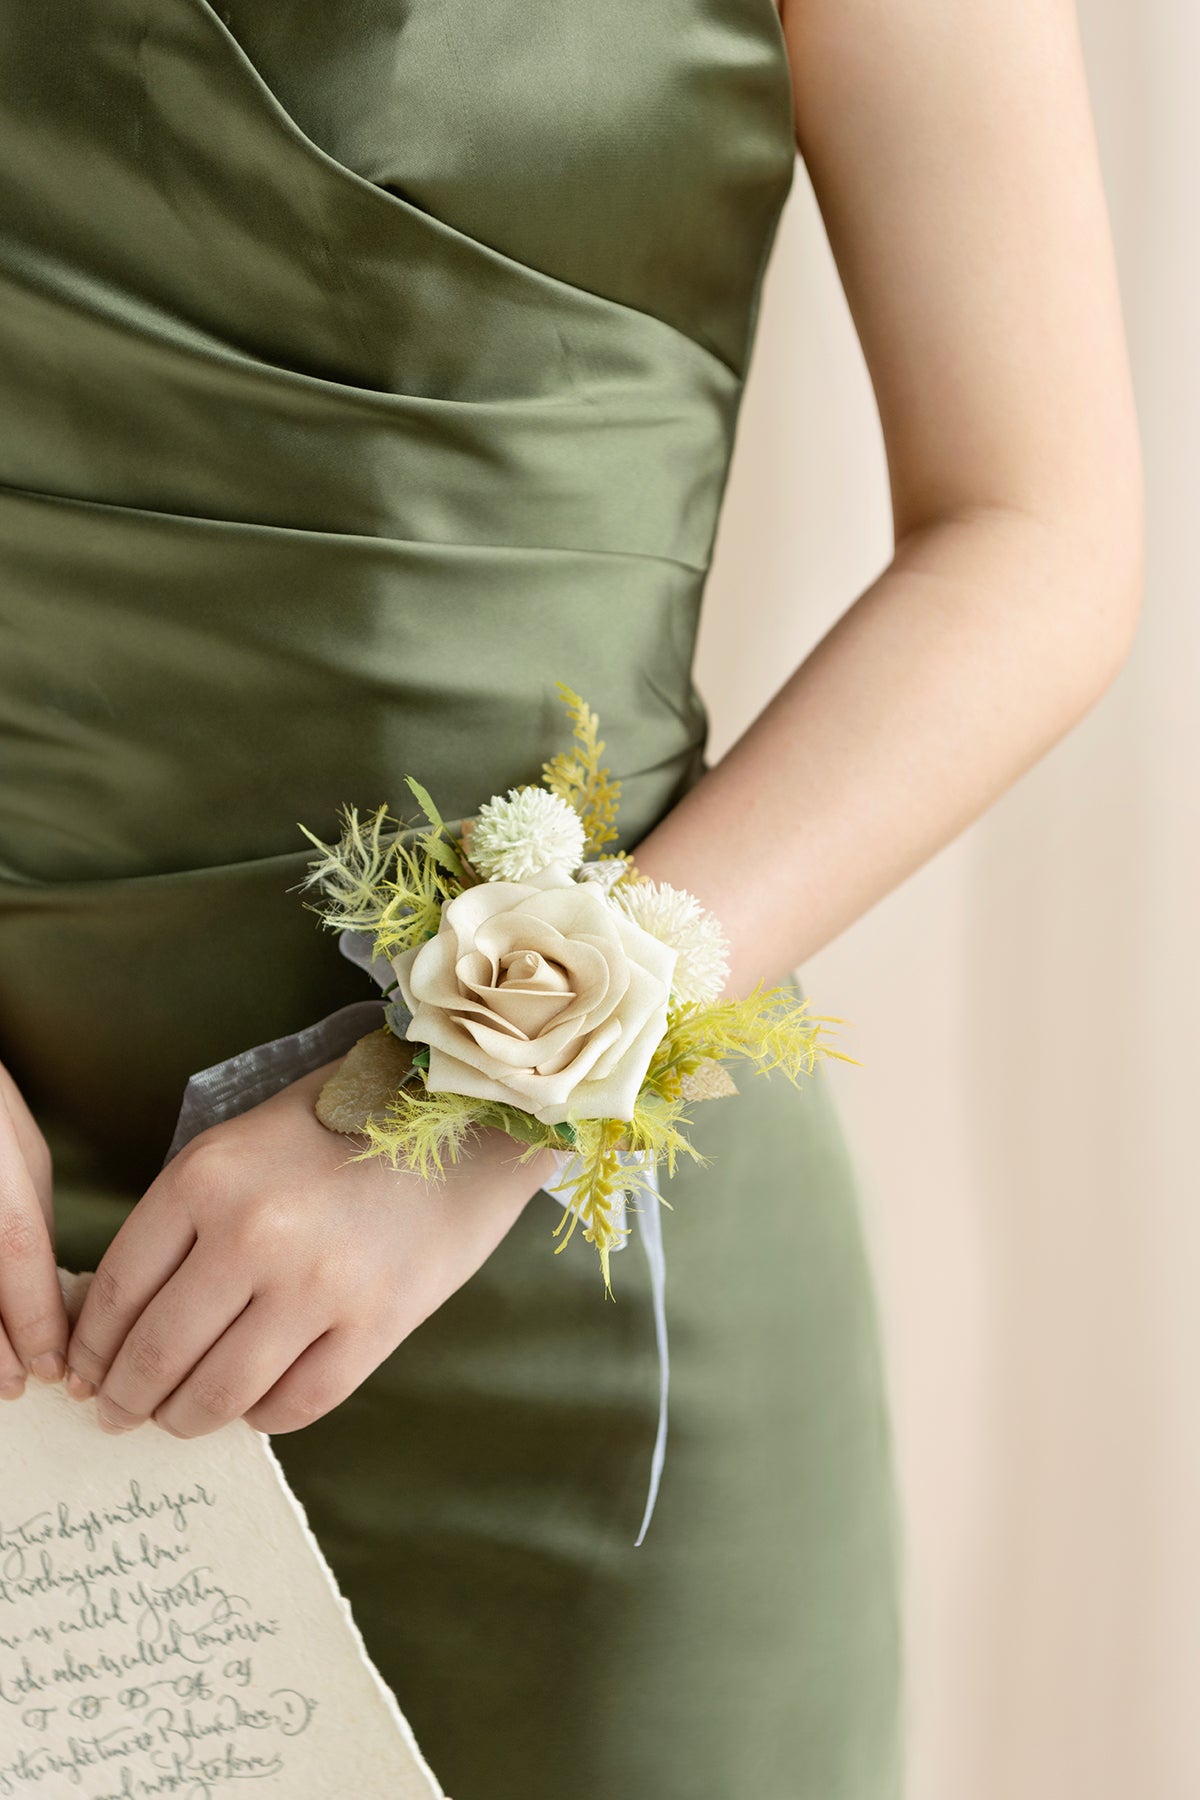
[0,1061,53,1233]
[0,1318,28,1401]
[244,1325,376,1437]
[0,1087,69,1385]
[89,1244,255,1435]
[61,1269,94,1331]
[66,1179,196,1402]
[153,1297,323,1440]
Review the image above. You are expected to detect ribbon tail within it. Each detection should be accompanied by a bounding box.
[629,1154,669,1548]
[543,1146,670,1544]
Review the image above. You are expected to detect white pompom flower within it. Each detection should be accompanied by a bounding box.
[468,785,587,882]
[613,879,730,1007]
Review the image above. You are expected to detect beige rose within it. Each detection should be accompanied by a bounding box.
[391,866,677,1126]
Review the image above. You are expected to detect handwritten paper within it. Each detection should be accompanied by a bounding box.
[0,1292,446,1798]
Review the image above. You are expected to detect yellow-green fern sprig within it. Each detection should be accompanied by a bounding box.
[625,1086,708,1181]
[551,1116,643,1297]
[348,1084,566,1182]
[368,836,459,960]
[351,1084,486,1182]
[541,682,622,858]
[649,983,858,1094]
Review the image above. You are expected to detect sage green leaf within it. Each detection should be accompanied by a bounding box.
[421,833,469,881]
[404,775,445,833]
[480,1104,560,1150]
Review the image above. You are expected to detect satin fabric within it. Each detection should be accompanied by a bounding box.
[0,3,904,1793]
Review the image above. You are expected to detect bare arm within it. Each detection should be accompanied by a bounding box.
[633,0,1144,988]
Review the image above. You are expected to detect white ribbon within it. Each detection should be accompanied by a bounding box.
[542,1147,669,1547]
[163,929,671,1546]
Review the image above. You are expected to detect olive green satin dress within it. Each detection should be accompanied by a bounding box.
[0,2,904,1792]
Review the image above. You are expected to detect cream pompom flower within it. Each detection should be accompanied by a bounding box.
[613,879,730,1007]
[468,785,587,882]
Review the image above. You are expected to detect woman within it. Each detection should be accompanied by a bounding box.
[0,0,1141,1793]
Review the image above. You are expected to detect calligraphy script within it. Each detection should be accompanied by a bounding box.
[0,1382,443,1799]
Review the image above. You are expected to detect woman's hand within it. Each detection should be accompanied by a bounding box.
[0,1059,69,1397]
[64,1063,557,1438]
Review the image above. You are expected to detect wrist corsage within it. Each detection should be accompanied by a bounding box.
[298,683,851,1295]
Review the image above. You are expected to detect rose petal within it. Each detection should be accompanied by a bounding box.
[500,949,571,991]
[422,1043,541,1111]
[401,935,513,1027]
[573,956,673,1087]
[520,864,579,891]
[468,925,626,1053]
[472,912,571,971]
[508,883,626,944]
[609,909,680,988]
[441,881,544,959]
[473,922,619,1031]
[454,1011,575,1071]
[422,1016,621,1114]
[457,947,500,991]
[479,983,576,1037]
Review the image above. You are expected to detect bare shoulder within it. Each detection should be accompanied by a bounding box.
[773,0,1141,582]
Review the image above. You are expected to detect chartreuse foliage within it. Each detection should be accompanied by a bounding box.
[541,680,623,860]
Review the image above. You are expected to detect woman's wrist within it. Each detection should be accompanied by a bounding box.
[310,1049,558,1212]
[469,1127,560,1207]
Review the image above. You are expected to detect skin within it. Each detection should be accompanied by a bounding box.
[0,1061,64,1398]
[1,0,1142,1432]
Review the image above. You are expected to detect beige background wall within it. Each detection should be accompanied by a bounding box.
[695,6,1196,1794]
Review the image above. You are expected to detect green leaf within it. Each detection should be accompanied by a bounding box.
[404,775,445,834]
[421,832,469,882]
[480,1104,561,1150]
[401,777,470,882]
